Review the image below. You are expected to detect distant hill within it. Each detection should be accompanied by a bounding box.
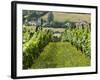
[41,12,91,23]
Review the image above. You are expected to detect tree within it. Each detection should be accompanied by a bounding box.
[47,12,54,26]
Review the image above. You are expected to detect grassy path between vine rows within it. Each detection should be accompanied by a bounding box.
[31,42,90,69]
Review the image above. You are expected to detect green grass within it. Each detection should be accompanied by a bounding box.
[31,42,90,69]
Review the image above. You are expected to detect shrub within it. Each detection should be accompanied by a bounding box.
[23,29,53,69]
[61,27,91,57]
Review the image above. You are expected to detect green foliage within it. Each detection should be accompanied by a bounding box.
[23,25,91,69]
[61,27,91,57]
[23,26,34,44]
[23,28,53,69]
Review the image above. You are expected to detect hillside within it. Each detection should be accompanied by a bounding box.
[41,12,91,23]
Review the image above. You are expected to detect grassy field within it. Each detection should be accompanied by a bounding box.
[32,42,90,69]
[42,12,91,23]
